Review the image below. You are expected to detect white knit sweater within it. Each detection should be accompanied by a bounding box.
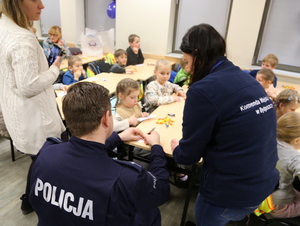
[0,14,65,155]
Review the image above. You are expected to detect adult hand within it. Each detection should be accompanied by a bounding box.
[52,56,62,69]
[171,139,179,153]
[144,130,160,146]
[57,38,64,46]
[119,127,144,142]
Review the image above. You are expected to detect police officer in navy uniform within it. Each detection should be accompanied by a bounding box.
[29,82,170,226]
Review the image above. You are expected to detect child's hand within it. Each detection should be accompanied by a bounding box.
[73,69,82,80]
[173,96,181,102]
[171,93,181,102]
[61,85,69,92]
[132,47,139,54]
[126,68,134,73]
[141,112,149,117]
[177,90,186,99]
[81,69,87,78]
[128,113,138,126]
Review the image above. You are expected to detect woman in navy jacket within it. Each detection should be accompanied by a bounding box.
[171,24,279,226]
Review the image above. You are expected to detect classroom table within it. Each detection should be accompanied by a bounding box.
[126,99,184,156]
[277,80,300,93]
[125,99,199,226]
[56,58,176,119]
[60,54,103,70]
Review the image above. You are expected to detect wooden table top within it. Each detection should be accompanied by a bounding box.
[126,100,185,156]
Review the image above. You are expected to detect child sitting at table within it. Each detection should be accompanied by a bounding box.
[144,59,186,113]
[270,112,300,218]
[275,89,300,120]
[62,56,87,85]
[249,53,279,87]
[113,78,149,132]
[256,68,278,101]
[126,34,144,66]
[173,58,191,86]
[109,49,134,74]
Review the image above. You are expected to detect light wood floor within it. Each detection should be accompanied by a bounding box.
[0,137,197,226]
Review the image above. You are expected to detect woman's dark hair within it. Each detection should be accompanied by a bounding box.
[180,24,226,85]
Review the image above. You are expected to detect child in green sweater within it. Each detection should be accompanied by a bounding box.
[174,58,191,86]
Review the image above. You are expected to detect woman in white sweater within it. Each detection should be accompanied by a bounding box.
[0,0,65,215]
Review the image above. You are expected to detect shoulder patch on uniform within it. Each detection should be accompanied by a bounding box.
[113,160,143,172]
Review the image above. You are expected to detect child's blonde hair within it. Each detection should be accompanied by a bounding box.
[48,25,62,38]
[277,112,300,144]
[116,78,140,105]
[68,56,81,67]
[128,34,140,43]
[114,49,127,58]
[155,59,171,71]
[274,89,300,109]
[257,68,275,84]
[262,54,279,67]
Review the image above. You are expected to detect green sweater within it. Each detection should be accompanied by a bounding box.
[174,68,190,84]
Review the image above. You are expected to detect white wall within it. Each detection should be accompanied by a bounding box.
[226,0,266,69]
[37,0,265,70]
[59,0,85,45]
[116,0,175,55]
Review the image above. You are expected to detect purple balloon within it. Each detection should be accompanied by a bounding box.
[107,2,116,19]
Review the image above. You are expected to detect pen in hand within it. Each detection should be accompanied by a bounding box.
[147,127,156,135]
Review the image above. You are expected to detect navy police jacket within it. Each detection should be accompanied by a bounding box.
[29,132,170,226]
[173,57,279,208]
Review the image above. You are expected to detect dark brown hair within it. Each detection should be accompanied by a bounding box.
[180,23,226,85]
[257,68,275,83]
[114,49,127,58]
[128,34,140,43]
[62,82,111,137]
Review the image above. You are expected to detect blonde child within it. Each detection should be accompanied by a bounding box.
[109,49,134,74]
[174,58,191,86]
[113,78,149,132]
[43,25,71,63]
[126,34,144,66]
[145,59,186,113]
[275,89,300,119]
[270,112,300,218]
[256,68,278,100]
[249,53,279,87]
[62,56,87,85]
